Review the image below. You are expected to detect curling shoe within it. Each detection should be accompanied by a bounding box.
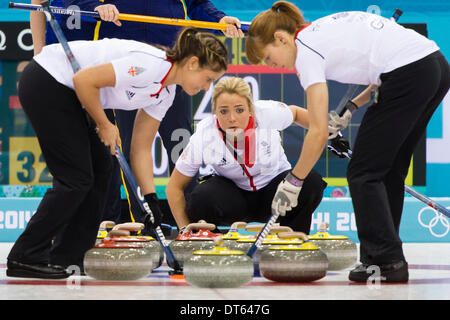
[349,260,409,283]
[6,260,71,279]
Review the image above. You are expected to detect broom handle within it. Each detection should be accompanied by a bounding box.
[9,2,250,32]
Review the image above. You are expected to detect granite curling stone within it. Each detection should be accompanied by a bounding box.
[184,236,254,288]
[168,222,219,268]
[229,225,293,275]
[83,239,153,281]
[248,226,294,265]
[231,225,293,253]
[254,229,302,271]
[259,232,328,282]
[222,221,248,247]
[107,224,164,270]
[308,223,357,270]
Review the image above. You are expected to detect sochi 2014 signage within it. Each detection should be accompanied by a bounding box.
[1,197,448,242]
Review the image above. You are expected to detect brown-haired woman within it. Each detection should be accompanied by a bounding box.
[7,27,228,279]
[246,1,449,283]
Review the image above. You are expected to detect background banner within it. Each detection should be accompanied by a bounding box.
[1,197,448,242]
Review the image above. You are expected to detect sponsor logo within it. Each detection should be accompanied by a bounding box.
[218,157,227,166]
[125,90,135,100]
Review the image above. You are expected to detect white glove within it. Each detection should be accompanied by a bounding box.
[328,100,357,140]
[272,172,304,216]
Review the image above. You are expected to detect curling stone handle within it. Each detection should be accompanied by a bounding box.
[113,222,145,232]
[213,236,224,246]
[245,223,280,232]
[185,222,216,232]
[267,226,294,233]
[230,221,247,229]
[278,231,309,241]
[245,224,264,232]
[318,222,329,232]
[100,220,116,229]
[106,229,130,237]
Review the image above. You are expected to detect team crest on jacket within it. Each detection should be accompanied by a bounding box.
[128,66,146,77]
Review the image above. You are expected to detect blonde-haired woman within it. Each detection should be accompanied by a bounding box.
[166,77,326,234]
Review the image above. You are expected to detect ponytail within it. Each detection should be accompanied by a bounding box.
[246,1,306,65]
[166,27,228,72]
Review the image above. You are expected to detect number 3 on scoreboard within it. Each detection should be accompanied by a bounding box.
[9,137,52,185]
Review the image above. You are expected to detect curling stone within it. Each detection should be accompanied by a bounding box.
[222,221,248,247]
[308,222,357,270]
[96,220,116,244]
[254,230,302,271]
[230,225,293,275]
[169,222,220,268]
[108,223,164,270]
[259,232,328,282]
[184,236,254,288]
[83,239,153,281]
[231,225,293,252]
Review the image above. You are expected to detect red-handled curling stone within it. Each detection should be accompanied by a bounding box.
[83,239,153,281]
[109,223,164,270]
[169,222,220,268]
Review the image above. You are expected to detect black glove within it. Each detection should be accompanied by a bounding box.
[142,193,163,229]
[327,133,352,158]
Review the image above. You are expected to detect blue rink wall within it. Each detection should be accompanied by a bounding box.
[0,197,449,242]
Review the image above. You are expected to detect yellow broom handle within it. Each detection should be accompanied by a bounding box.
[118,13,230,31]
[9,2,251,32]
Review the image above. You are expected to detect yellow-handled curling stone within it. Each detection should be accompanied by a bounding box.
[183,236,254,288]
[229,225,293,252]
[308,223,357,270]
[96,220,116,244]
[259,232,328,282]
[222,221,248,247]
[229,225,293,276]
[254,229,302,270]
[168,222,220,268]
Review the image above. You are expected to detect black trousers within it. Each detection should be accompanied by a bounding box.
[348,51,450,265]
[186,169,327,234]
[102,86,197,224]
[8,60,112,267]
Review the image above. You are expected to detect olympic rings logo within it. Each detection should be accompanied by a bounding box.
[417,206,450,238]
